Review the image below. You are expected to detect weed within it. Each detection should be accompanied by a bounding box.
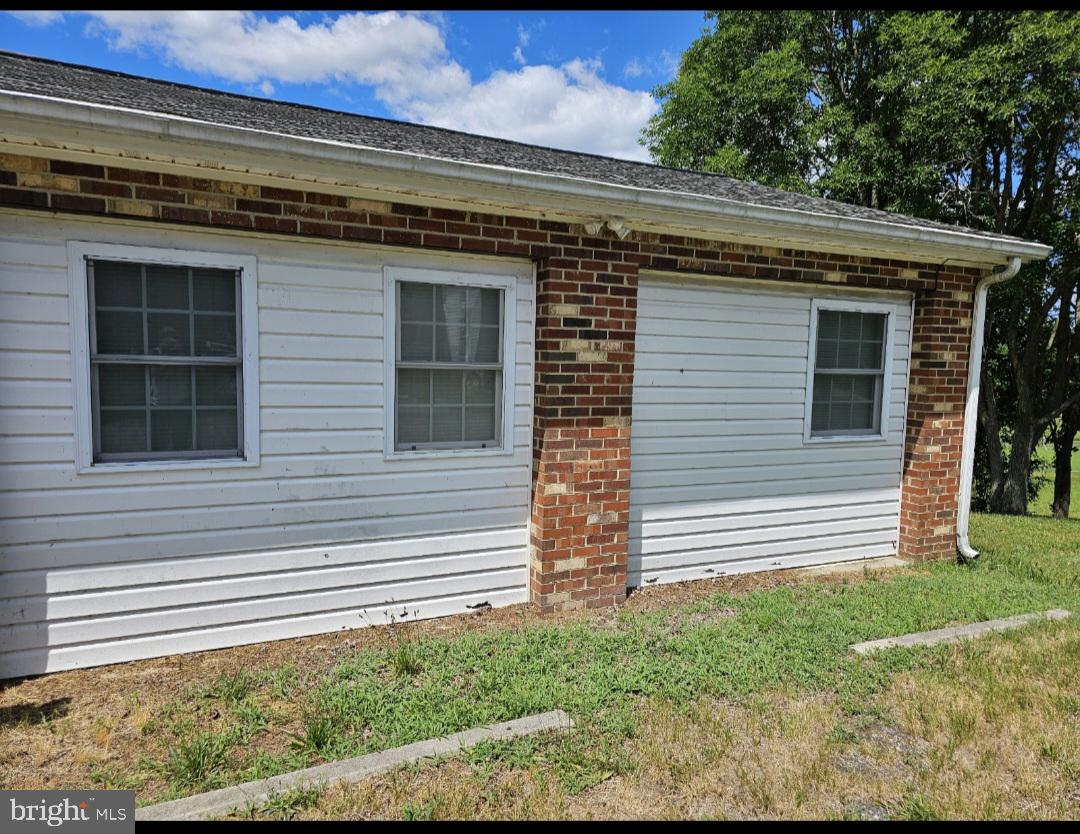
[401,799,440,820]
[293,712,336,758]
[210,671,253,706]
[258,784,324,819]
[165,732,230,790]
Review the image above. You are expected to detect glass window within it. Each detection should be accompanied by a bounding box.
[89,259,242,461]
[810,308,888,437]
[395,280,502,450]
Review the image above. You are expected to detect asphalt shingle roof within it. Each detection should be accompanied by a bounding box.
[0,50,1029,246]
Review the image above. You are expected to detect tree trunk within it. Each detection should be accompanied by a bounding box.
[993,420,1035,515]
[1052,407,1079,520]
[978,362,1006,508]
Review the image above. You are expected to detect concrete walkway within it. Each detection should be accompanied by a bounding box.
[136,709,574,821]
[852,609,1070,655]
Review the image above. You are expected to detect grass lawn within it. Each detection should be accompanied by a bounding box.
[1,512,1078,820]
[1031,446,1079,519]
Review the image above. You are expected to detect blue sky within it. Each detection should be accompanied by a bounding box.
[0,11,708,161]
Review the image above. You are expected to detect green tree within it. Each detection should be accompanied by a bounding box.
[644,10,1080,516]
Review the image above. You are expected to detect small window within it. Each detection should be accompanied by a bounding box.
[385,266,516,457]
[88,259,244,461]
[395,280,502,450]
[807,301,893,440]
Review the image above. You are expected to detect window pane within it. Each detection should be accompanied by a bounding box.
[149,365,191,407]
[150,409,193,452]
[93,260,142,308]
[435,284,467,325]
[862,314,885,342]
[98,365,145,407]
[100,409,146,453]
[397,368,430,405]
[196,408,238,450]
[464,370,497,405]
[851,375,876,402]
[477,287,501,326]
[860,341,883,370]
[193,269,236,312]
[836,339,863,368]
[851,401,875,428]
[432,406,463,442]
[194,313,237,356]
[432,369,463,403]
[398,405,430,444]
[815,310,886,372]
[96,310,144,354]
[148,312,191,355]
[400,282,433,322]
[195,366,238,406]
[146,265,190,310]
[829,402,853,432]
[434,323,468,362]
[812,374,832,406]
[400,323,434,362]
[464,406,495,442]
[838,311,862,340]
[815,337,838,369]
[468,326,500,363]
[811,372,882,435]
[817,309,840,340]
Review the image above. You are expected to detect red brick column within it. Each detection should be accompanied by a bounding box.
[899,270,983,561]
[529,250,638,611]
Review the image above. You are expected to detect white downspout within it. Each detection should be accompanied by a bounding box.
[956,255,1022,562]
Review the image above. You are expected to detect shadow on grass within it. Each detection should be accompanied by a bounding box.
[0,697,71,728]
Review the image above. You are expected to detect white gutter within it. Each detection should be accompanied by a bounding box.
[0,89,1054,265]
[956,255,1022,562]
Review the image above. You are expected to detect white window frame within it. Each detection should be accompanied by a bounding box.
[68,241,260,473]
[803,297,895,444]
[383,264,517,460]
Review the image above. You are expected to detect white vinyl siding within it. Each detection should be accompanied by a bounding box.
[629,276,912,587]
[0,214,533,677]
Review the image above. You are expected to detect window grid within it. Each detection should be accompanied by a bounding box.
[88,259,244,462]
[394,280,503,451]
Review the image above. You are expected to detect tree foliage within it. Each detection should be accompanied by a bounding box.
[644,10,1080,515]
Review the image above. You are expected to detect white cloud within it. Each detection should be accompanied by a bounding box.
[402,59,657,162]
[7,10,63,26]
[7,10,656,161]
[622,50,680,82]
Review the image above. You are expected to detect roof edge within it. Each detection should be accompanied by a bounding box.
[0,89,1053,264]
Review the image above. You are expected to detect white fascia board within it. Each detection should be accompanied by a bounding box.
[0,89,1054,266]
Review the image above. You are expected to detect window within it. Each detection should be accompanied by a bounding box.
[69,243,259,471]
[385,266,516,456]
[805,299,894,441]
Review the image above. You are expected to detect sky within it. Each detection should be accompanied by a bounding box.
[0,10,709,162]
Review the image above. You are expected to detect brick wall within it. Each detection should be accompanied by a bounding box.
[0,153,987,606]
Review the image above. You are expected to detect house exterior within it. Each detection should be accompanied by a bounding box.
[0,53,1051,678]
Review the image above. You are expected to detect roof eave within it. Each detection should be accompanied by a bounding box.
[0,90,1053,266]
